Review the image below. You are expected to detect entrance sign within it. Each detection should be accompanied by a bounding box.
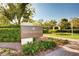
[21,26,43,38]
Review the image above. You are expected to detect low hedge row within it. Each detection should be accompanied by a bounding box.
[0,24,20,28]
[48,29,79,33]
[58,29,79,33]
[0,28,20,42]
[43,28,49,33]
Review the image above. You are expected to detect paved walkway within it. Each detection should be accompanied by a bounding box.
[44,40,79,56]
[44,46,79,56]
[43,35,79,56]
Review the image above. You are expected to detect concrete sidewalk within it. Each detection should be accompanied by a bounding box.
[44,46,79,56]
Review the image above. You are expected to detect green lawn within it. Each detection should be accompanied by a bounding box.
[44,33,79,40]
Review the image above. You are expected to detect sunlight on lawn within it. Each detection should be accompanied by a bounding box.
[44,33,79,39]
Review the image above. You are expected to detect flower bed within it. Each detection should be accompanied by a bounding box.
[22,40,56,55]
[22,37,69,56]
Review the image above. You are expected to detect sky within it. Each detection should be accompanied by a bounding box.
[32,3,79,21]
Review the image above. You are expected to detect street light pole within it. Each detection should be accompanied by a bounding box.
[71,21,73,36]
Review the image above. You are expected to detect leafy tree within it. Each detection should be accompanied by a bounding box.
[0,3,35,24]
[0,13,10,25]
[22,18,35,23]
[42,20,57,29]
[71,17,79,29]
[59,18,70,29]
[48,20,57,29]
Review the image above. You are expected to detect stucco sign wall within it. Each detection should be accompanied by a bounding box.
[21,26,43,38]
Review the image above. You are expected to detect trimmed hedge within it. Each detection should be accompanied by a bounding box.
[0,24,20,28]
[48,29,59,33]
[48,29,79,33]
[58,29,79,33]
[43,28,49,33]
[0,28,20,42]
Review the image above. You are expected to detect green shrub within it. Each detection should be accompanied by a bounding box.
[58,29,79,33]
[33,37,36,42]
[0,24,20,28]
[48,29,59,33]
[22,41,56,55]
[0,28,20,42]
[43,28,49,33]
[73,29,79,33]
[48,29,53,33]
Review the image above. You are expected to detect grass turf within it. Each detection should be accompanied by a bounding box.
[44,33,79,40]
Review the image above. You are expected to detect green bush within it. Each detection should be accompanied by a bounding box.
[43,28,49,33]
[0,24,20,28]
[22,41,56,55]
[0,28,20,42]
[48,29,59,33]
[48,29,53,33]
[58,29,79,33]
[73,29,79,33]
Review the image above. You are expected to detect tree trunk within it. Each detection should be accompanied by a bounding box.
[18,20,20,25]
